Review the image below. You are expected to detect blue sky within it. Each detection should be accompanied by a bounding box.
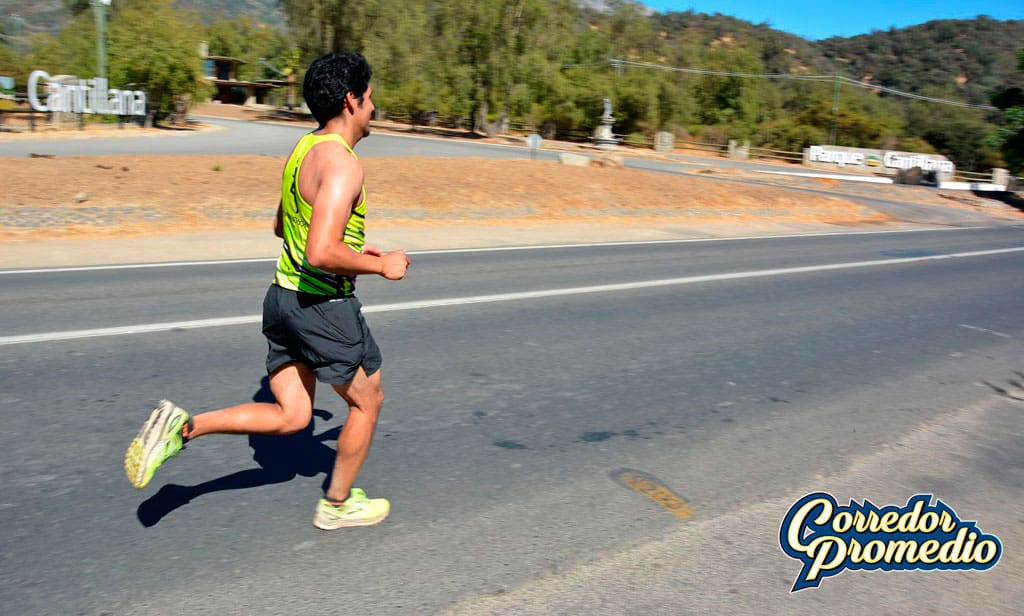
[641,1,1024,40]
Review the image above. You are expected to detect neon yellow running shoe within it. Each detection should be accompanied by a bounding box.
[313,488,390,530]
[125,400,189,489]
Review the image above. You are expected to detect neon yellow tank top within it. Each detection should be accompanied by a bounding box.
[274,132,367,296]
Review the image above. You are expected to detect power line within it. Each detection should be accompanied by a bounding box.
[832,75,996,110]
[610,58,836,82]
[565,58,998,111]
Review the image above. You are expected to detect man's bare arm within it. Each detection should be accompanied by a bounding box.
[304,155,409,279]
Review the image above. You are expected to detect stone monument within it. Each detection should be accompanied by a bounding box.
[727,139,750,160]
[592,98,618,148]
[992,168,1010,187]
[654,131,675,152]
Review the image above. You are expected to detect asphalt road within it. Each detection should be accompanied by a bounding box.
[0,116,862,177]
[1,227,1022,614]
[0,117,561,160]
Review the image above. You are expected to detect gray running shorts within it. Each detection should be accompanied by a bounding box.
[262,284,382,385]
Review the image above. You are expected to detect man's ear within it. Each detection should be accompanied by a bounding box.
[345,91,359,112]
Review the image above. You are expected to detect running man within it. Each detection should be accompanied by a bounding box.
[125,52,410,530]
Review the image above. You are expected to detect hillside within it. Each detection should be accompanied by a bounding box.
[173,0,284,25]
[5,1,1019,105]
[651,10,828,75]
[817,17,1024,106]
[0,0,285,33]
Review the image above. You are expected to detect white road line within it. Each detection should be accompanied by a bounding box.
[959,324,1013,339]
[416,226,995,255]
[3,246,1022,347]
[0,226,994,274]
[755,170,1011,192]
[0,316,263,346]
[754,170,895,184]
[0,257,276,275]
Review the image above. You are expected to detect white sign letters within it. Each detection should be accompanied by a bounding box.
[28,70,146,116]
[805,145,954,176]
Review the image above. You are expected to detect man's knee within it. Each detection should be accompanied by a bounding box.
[277,401,313,434]
[268,362,316,433]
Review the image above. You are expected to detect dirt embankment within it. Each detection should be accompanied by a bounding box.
[1,155,899,241]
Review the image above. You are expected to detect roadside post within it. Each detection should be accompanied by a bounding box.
[527,133,543,160]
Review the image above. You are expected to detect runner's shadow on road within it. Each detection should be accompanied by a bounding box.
[136,377,341,527]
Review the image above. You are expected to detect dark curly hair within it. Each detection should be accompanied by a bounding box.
[302,52,372,128]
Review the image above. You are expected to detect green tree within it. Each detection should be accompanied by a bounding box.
[692,46,768,138]
[203,16,292,82]
[606,0,656,61]
[0,21,23,81]
[993,106,1024,172]
[428,0,575,136]
[361,1,438,122]
[755,118,827,151]
[905,98,1001,171]
[106,0,203,122]
[988,50,1024,173]
[279,0,378,60]
[30,12,98,78]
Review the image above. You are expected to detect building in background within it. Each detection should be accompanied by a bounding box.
[201,55,282,106]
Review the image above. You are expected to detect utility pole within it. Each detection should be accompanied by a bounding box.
[10,14,25,55]
[92,0,111,79]
[830,71,840,145]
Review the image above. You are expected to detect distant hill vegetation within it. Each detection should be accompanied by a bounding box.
[1,1,284,31]
[5,2,1019,105]
[817,17,1024,106]
[173,0,285,25]
[639,11,1024,105]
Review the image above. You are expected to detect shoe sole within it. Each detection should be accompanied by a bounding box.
[313,508,390,530]
[124,401,181,489]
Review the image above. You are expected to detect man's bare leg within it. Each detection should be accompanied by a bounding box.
[125,363,318,489]
[325,366,384,501]
[189,363,317,438]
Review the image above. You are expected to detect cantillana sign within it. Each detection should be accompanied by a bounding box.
[28,70,146,117]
